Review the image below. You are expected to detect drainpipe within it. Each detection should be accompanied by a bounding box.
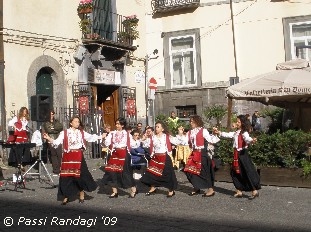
[227,0,238,130]
[144,56,148,127]
[0,0,6,140]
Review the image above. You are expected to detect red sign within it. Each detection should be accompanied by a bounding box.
[126,98,136,116]
[149,77,157,90]
[79,96,89,114]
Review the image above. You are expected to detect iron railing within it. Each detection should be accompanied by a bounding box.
[151,0,200,13]
[79,5,137,46]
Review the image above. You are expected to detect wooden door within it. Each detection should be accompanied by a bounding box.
[101,89,119,130]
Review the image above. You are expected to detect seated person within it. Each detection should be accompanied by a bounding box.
[130,130,146,167]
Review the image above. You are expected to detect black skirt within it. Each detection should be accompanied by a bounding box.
[57,157,97,201]
[141,154,178,191]
[231,149,261,191]
[185,152,215,190]
[8,145,32,167]
[102,152,136,189]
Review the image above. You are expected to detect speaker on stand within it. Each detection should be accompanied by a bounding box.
[30,95,52,122]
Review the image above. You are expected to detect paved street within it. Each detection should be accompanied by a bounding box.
[0,158,310,232]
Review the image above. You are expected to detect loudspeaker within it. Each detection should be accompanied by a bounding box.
[30,95,52,122]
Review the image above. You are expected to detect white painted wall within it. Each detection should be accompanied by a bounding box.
[3,0,81,115]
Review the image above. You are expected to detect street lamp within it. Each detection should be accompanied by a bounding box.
[144,49,159,127]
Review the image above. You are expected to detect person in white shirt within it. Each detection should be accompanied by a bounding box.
[214,114,260,199]
[8,107,32,170]
[183,115,220,197]
[140,121,177,197]
[101,117,137,198]
[43,116,103,205]
[170,126,191,171]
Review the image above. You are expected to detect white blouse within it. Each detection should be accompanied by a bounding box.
[8,116,29,131]
[170,134,189,146]
[151,134,171,155]
[130,137,141,149]
[52,128,101,150]
[220,130,253,150]
[104,130,128,149]
[141,137,151,148]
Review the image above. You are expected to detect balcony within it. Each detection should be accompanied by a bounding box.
[151,0,200,14]
[78,5,138,60]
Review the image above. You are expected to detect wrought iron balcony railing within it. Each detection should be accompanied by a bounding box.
[78,5,138,47]
[151,0,200,13]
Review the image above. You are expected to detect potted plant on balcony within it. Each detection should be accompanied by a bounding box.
[79,18,92,38]
[77,0,93,14]
[118,15,139,45]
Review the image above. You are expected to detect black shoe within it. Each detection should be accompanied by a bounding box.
[129,190,138,198]
[167,191,175,198]
[109,193,118,198]
[202,192,215,197]
[145,189,157,196]
[188,189,200,196]
[79,198,85,203]
[248,192,259,200]
[61,198,69,205]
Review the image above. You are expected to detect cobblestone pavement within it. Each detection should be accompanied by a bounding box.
[0,158,310,232]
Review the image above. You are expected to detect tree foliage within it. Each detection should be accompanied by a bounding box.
[203,104,227,128]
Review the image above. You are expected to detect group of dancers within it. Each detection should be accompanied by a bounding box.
[48,114,260,204]
[7,106,261,205]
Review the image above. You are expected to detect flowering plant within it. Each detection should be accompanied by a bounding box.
[122,15,139,26]
[119,15,139,41]
[77,0,93,12]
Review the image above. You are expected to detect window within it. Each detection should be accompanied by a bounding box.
[230,76,239,86]
[170,35,197,88]
[163,28,201,90]
[283,15,311,61]
[290,21,311,60]
[176,105,196,119]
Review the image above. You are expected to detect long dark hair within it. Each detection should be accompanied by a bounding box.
[190,115,204,127]
[69,116,84,130]
[155,120,170,135]
[238,114,251,133]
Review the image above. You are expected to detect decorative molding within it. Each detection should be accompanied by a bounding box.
[1,28,79,75]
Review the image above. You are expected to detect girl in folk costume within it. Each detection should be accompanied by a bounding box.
[171,126,191,171]
[8,107,32,169]
[102,117,137,198]
[184,115,220,197]
[8,107,30,143]
[43,116,101,205]
[140,121,178,197]
[214,114,260,199]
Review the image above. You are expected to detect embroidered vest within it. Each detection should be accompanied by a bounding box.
[189,128,204,149]
[233,132,246,174]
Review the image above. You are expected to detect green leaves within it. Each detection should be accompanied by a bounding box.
[155,114,190,136]
[203,104,227,128]
[216,129,311,168]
